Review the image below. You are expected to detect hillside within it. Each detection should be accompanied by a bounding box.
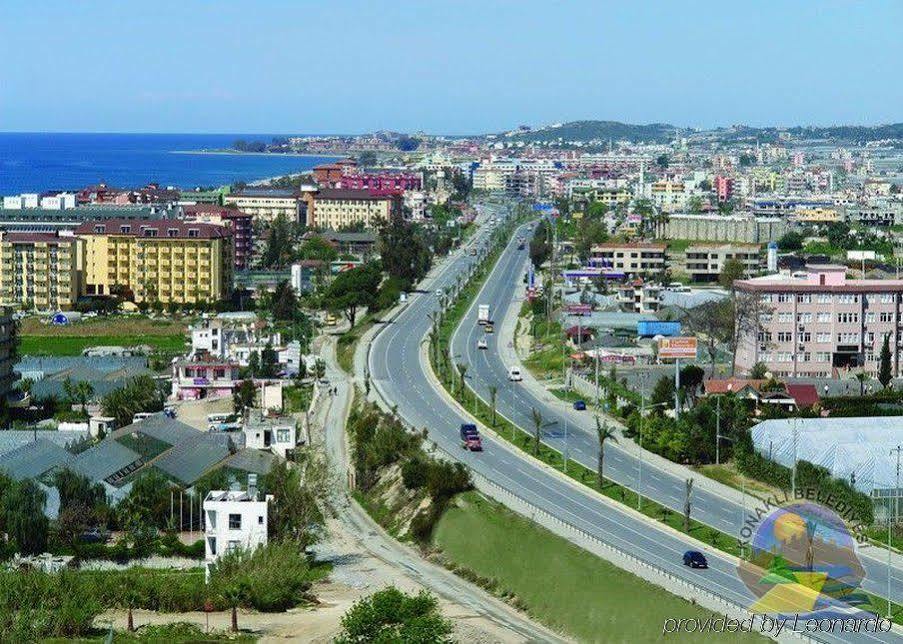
[499,120,680,144]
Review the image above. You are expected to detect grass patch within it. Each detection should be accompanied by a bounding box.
[434,492,767,643]
[692,463,776,498]
[20,335,186,357]
[283,383,314,414]
[336,314,377,375]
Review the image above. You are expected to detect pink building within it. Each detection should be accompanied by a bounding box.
[338,172,422,195]
[713,175,733,202]
[734,265,903,379]
[171,352,241,400]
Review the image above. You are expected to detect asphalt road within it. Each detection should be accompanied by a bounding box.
[449,215,903,613]
[369,204,896,643]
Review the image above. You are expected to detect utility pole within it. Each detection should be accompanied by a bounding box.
[791,417,798,499]
[674,358,680,419]
[715,395,721,466]
[889,445,902,619]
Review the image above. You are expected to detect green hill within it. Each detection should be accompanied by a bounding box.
[500,120,680,143]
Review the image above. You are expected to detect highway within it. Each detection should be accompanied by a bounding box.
[449,210,903,610]
[367,201,898,643]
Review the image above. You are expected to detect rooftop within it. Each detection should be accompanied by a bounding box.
[74,219,231,240]
[315,188,393,202]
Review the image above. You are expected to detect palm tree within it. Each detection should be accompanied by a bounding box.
[221,582,245,632]
[455,362,467,401]
[594,416,618,488]
[73,381,95,413]
[531,407,543,456]
[19,377,34,398]
[852,371,870,396]
[488,385,498,427]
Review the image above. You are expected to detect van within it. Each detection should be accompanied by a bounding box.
[324,314,337,326]
[206,412,233,425]
[132,412,155,423]
[508,367,522,382]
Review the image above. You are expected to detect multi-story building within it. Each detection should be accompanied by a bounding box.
[171,352,241,400]
[734,265,903,378]
[713,176,733,202]
[308,189,399,230]
[203,479,270,579]
[76,219,232,305]
[224,188,309,223]
[616,280,662,314]
[181,204,253,270]
[589,242,667,277]
[845,202,903,228]
[679,243,761,283]
[655,214,787,244]
[0,232,80,311]
[0,309,18,399]
[648,180,688,212]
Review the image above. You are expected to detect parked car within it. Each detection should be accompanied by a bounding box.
[683,550,708,569]
[573,400,587,411]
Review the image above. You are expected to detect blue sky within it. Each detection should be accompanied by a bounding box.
[2,0,901,134]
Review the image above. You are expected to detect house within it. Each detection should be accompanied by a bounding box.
[203,476,271,580]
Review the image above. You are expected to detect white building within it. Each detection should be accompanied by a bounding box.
[191,318,226,359]
[244,418,298,458]
[40,193,76,210]
[203,478,270,580]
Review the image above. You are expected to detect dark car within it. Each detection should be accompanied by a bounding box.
[683,550,708,569]
[573,400,587,411]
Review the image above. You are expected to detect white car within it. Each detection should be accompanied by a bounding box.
[435,289,444,298]
[508,367,522,381]
[477,338,488,350]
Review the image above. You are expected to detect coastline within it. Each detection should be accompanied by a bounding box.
[171,149,347,159]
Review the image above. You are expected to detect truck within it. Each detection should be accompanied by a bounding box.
[460,424,483,451]
[477,304,491,325]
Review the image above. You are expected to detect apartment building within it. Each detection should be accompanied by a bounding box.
[648,181,688,213]
[713,176,733,202]
[171,352,241,400]
[616,280,661,314]
[308,188,398,230]
[734,265,903,378]
[339,172,422,194]
[845,202,903,227]
[0,310,17,400]
[655,214,787,244]
[181,204,253,270]
[680,243,761,283]
[0,232,80,311]
[76,219,232,305]
[589,242,667,277]
[203,480,270,579]
[224,188,307,223]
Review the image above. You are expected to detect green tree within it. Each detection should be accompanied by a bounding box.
[118,469,172,529]
[656,154,670,169]
[262,214,295,268]
[595,416,618,488]
[234,379,256,413]
[4,478,48,554]
[778,231,804,251]
[101,375,165,427]
[718,258,746,289]
[298,235,338,263]
[264,460,326,546]
[852,371,871,396]
[650,375,675,410]
[260,343,279,377]
[377,215,431,289]
[335,587,453,644]
[531,407,543,456]
[749,362,769,379]
[52,468,106,515]
[270,280,298,321]
[529,220,552,268]
[574,219,609,262]
[72,380,95,413]
[325,263,382,327]
[879,334,893,389]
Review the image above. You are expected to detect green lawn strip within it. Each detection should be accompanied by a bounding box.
[336,313,377,375]
[283,383,314,413]
[433,491,768,644]
[20,334,186,357]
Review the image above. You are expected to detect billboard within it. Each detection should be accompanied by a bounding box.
[657,336,697,360]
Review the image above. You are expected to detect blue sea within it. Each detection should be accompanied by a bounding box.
[0,133,340,194]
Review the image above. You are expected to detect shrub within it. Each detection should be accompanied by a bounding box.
[401,457,430,490]
[208,540,314,612]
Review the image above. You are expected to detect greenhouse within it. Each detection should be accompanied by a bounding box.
[750,416,903,498]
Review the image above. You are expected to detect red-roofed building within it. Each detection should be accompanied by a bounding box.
[182,205,253,270]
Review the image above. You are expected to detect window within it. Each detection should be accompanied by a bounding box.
[276,428,291,443]
[777,293,792,303]
[880,312,894,323]
[258,516,264,525]
[208,537,217,555]
[119,225,131,234]
[797,294,812,304]
[797,313,812,323]
[817,294,832,304]
[837,294,859,304]
[882,293,895,304]
[167,228,178,237]
[817,312,831,323]
[228,513,242,530]
[866,312,876,323]
[816,352,831,362]
[778,312,793,323]
[228,540,240,552]
[837,313,859,324]
[816,332,831,343]
[93,225,106,233]
[777,331,793,342]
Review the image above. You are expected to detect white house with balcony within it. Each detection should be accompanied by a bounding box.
[203,477,270,580]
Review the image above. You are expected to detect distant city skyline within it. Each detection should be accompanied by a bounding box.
[2,1,902,134]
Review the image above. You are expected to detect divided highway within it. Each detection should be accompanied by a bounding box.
[449,216,903,608]
[367,204,895,643]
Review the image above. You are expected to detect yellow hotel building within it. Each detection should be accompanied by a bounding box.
[0,232,81,311]
[75,219,232,305]
[310,188,399,230]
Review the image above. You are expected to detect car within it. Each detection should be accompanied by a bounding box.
[683,550,708,569]
[484,323,494,334]
[508,367,522,381]
[477,338,488,350]
[435,289,444,298]
[573,400,587,411]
